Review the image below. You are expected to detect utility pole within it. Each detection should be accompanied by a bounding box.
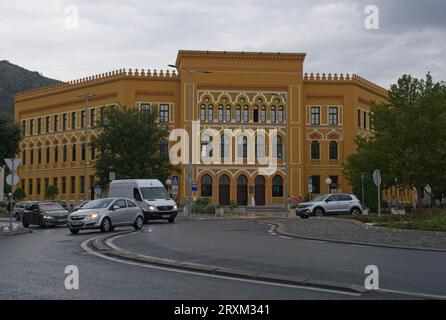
[361,173,365,207]
[78,93,95,201]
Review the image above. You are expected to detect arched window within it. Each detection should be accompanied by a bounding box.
[218,105,224,122]
[270,106,276,123]
[237,135,248,159]
[220,175,230,185]
[225,105,231,122]
[30,147,34,165]
[63,144,67,162]
[253,106,259,122]
[81,142,86,161]
[22,149,26,165]
[45,145,50,163]
[200,105,206,122]
[236,105,241,122]
[160,139,168,156]
[311,140,320,160]
[220,134,230,159]
[273,136,283,158]
[243,105,249,122]
[261,106,267,123]
[201,135,212,158]
[37,146,42,164]
[72,143,77,162]
[237,175,248,186]
[329,141,338,160]
[256,135,265,159]
[272,175,283,197]
[278,106,284,123]
[208,105,214,122]
[201,174,213,197]
[54,144,59,163]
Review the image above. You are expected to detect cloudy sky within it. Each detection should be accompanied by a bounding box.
[1,0,445,88]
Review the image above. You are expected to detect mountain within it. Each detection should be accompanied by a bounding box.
[0,60,61,115]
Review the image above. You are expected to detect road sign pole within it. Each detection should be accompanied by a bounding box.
[377,183,381,217]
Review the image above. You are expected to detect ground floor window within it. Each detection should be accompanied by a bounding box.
[272,175,283,197]
[201,174,213,197]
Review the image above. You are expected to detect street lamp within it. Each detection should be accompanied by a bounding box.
[78,93,95,201]
[325,177,333,194]
[168,65,211,218]
[272,93,289,211]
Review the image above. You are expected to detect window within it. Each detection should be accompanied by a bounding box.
[201,174,213,197]
[53,177,58,188]
[160,139,168,156]
[72,143,76,162]
[278,106,284,123]
[220,135,229,159]
[30,119,34,135]
[218,105,223,122]
[201,135,212,158]
[243,106,249,122]
[160,104,169,123]
[22,120,26,135]
[127,200,137,207]
[270,106,276,123]
[22,149,26,165]
[256,135,265,159]
[225,105,231,122]
[37,146,42,164]
[37,178,41,195]
[29,179,33,195]
[62,177,67,194]
[311,107,320,125]
[357,109,361,128]
[81,143,86,161]
[339,194,352,201]
[45,145,50,163]
[54,115,59,132]
[329,107,338,125]
[261,106,266,123]
[81,110,86,128]
[208,105,214,122]
[90,146,96,160]
[30,147,34,165]
[80,176,85,194]
[62,113,68,130]
[37,118,42,134]
[272,175,283,197]
[44,178,49,192]
[273,136,283,158]
[311,141,320,160]
[90,109,96,126]
[71,112,77,129]
[363,111,367,129]
[236,105,241,122]
[46,116,51,132]
[329,141,338,160]
[114,199,127,209]
[329,175,339,192]
[133,188,142,201]
[237,136,248,159]
[140,103,150,112]
[63,145,67,162]
[70,176,76,194]
[200,105,206,121]
[54,145,59,163]
[311,175,321,194]
[253,106,259,123]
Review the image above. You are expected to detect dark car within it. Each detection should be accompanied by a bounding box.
[22,202,70,228]
[57,200,69,211]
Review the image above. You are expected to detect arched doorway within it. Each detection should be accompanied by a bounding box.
[237,175,248,206]
[255,176,265,206]
[219,175,230,206]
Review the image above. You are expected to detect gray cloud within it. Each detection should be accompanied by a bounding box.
[0,0,444,88]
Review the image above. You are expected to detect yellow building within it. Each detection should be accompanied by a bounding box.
[14,50,391,207]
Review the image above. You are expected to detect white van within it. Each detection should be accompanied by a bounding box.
[109,179,177,223]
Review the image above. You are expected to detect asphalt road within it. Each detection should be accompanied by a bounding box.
[0,217,442,299]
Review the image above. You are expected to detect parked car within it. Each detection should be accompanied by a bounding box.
[295,193,363,218]
[74,200,91,212]
[57,200,69,211]
[67,198,145,234]
[109,179,177,223]
[13,201,32,221]
[22,202,70,228]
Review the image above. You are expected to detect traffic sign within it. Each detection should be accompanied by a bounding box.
[373,170,381,186]
[4,158,21,171]
[172,185,179,195]
[172,176,179,185]
[6,173,19,186]
[192,181,198,192]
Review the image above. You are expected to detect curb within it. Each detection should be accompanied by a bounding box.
[0,228,33,237]
[87,231,367,294]
[264,220,446,253]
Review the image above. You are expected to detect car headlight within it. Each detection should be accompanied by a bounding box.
[88,212,98,220]
[173,205,177,210]
[148,206,156,211]
[43,215,53,219]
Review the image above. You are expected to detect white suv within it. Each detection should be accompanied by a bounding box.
[295,193,363,218]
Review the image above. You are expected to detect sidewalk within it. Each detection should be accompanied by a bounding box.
[268,217,446,251]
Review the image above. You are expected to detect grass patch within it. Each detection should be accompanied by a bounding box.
[0,210,12,217]
[339,210,446,232]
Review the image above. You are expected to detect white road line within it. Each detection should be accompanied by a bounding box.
[269,233,277,236]
[305,239,327,244]
[350,244,369,248]
[280,236,292,239]
[377,288,446,300]
[80,236,361,297]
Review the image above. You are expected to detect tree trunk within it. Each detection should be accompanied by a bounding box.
[416,186,424,210]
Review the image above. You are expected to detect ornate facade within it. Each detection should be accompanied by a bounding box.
[14,50,399,207]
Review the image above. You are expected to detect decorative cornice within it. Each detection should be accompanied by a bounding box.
[306,93,344,98]
[197,83,288,91]
[135,90,176,97]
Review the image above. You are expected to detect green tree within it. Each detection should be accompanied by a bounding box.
[90,107,177,188]
[344,73,446,209]
[45,185,59,200]
[0,112,22,165]
[13,187,26,201]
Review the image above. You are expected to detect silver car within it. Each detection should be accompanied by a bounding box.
[67,198,144,234]
[295,193,363,218]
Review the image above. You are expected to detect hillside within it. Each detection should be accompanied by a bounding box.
[0,60,60,115]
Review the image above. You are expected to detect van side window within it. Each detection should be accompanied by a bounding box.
[133,188,142,201]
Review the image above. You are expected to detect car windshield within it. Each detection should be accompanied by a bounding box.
[140,187,169,200]
[82,199,114,209]
[40,203,64,211]
[310,194,329,202]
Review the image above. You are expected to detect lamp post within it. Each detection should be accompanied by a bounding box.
[361,173,365,207]
[272,93,289,211]
[168,65,211,218]
[78,93,95,201]
[325,177,333,194]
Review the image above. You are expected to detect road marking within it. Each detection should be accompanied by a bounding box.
[305,239,327,244]
[80,235,361,297]
[350,244,369,248]
[280,236,292,239]
[269,232,277,236]
[376,288,446,300]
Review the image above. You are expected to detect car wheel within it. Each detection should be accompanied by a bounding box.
[22,221,29,228]
[15,214,21,221]
[100,218,112,232]
[351,207,362,216]
[70,229,79,234]
[168,217,175,223]
[134,216,144,230]
[313,207,324,216]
